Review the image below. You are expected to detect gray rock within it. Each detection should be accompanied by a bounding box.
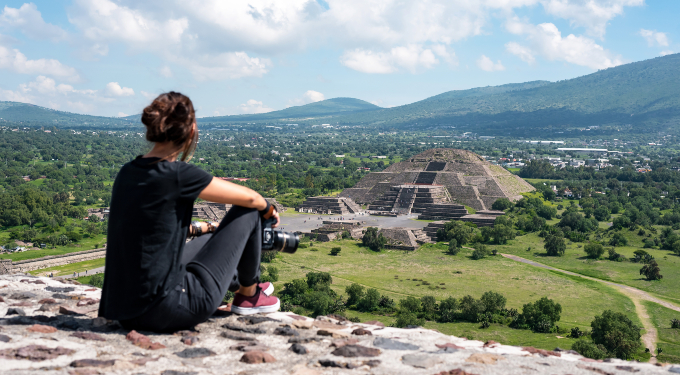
[5,308,26,316]
[222,323,265,334]
[221,331,256,341]
[9,292,36,300]
[161,371,198,375]
[331,344,381,357]
[174,347,217,358]
[401,353,441,368]
[669,366,680,374]
[0,334,11,342]
[373,337,420,350]
[45,287,75,293]
[289,343,308,354]
[273,326,299,336]
[237,316,279,325]
[288,337,321,343]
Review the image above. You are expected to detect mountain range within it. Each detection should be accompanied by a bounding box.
[2,53,679,135]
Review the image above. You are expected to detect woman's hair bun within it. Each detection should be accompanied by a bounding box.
[141,92,195,146]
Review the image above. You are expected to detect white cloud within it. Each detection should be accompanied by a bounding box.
[640,29,669,47]
[505,42,535,64]
[239,99,274,114]
[105,82,135,97]
[159,66,173,78]
[178,52,272,81]
[341,44,441,74]
[117,112,129,117]
[540,0,644,39]
[287,90,325,107]
[660,50,674,57]
[0,44,80,81]
[476,55,505,72]
[0,3,68,41]
[506,19,623,70]
[140,91,156,99]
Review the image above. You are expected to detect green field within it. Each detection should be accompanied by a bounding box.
[0,234,107,262]
[273,239,643,351]
[29,258,105,277]
[644,301,680,363]
[494,232,680,304]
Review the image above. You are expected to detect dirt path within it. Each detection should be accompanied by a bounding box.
[500,253,680,360]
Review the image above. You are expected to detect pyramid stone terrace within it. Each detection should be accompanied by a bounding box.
[377,228,431,250]
[310,221,366,242]
[298,196,363,215]
[340,148,534,211]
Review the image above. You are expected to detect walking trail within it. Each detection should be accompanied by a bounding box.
[501,253,680,362]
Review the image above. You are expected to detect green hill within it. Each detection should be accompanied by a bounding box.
[198,97,380,123]
[0,102,135,127]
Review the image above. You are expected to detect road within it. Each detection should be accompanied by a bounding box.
[500,253,680,361]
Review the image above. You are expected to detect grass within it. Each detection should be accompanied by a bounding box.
[494,232,680,304]
[29,257,105,277]
[0,234,107,262]
[643,301,680,363]
[273,239,641,352]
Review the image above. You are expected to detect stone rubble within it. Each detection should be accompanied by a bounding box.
[0,274,676,374]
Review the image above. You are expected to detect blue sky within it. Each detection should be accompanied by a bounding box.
[0,0,677,117]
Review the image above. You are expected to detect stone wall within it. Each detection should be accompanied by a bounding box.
[2,248,106,274]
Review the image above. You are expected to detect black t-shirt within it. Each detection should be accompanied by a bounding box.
[99,156,213,320]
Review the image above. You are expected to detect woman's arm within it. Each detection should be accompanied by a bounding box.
[198,177,280,227]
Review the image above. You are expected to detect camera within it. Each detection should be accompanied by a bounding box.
[262,217,299,253]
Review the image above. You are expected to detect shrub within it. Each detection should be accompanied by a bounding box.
[609,232,628,247]
[399,296,422,314]
[480,291,506,314]
[671,318,680,329]
[572,340,607,360]
[260,266,279,283]
[437,220,476,245]
[298,243,309,249]
[643,239,654,248]
[88,273,104,288]
[330,247,341,256]
[544,231,566,256]
[471,244,489,260]
[590,310,641,360]
[421,296,437,320]
[570,327,585,338]
[584,242,604,259]
[512,297,562,333]
[438,297,459,323]
[640,260,663,281]
[491,198,513,211]
[357,288,381,312]
[446,239,460,255]
[261,251,277,263]
[608,247,625,262]
[378,295,396,311]
[394,311,425,328]
[345,283,365,307]
[307,272,332,290]
[460,295,484,322]
[341,230,351,239]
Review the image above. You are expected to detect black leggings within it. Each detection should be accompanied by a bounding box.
[120,206,262,332]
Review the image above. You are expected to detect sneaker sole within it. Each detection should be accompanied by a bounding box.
[262,283,274,296]
[231,299,280,315]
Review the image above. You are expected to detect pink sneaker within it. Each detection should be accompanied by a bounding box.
[231,288,280,315]
[259,282,274,296]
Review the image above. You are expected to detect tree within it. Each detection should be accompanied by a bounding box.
[543,190,556,201]
[640,260,662,281]
[357,288,380,312]
[471,244,490,260]
[437,220,475,245]
[362,227,386,251]
[513,297,562,333]
[447,239,460,255]
[480,291,506,314]
[345,283,365,307]
[438,297,459,323]
[584,242,605,259]
[544,231,566,256]
[590,310,641,360]
[330,247,341,256]
[593,206,611,222]
[491,198,513,211]
[420,296,437,320]
[609,232,628,247]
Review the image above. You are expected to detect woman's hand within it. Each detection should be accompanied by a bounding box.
[270,210,280,228]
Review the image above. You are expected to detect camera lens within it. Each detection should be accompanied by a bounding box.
[272,231,299,254]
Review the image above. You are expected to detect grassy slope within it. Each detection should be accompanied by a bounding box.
[274,239,641,350]
[29,258,105,277]
[0,234,107,261]
[643,301,680,363]
[495,232,680,303]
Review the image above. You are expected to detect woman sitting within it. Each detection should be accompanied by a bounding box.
[98,92,280,332]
